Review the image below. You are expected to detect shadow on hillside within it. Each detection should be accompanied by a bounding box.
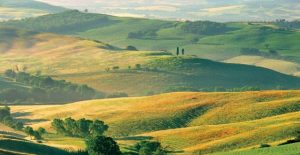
[115,136,153,141]
[12,112,47,123]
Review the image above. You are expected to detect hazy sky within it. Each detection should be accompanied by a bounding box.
[37,0,300,21]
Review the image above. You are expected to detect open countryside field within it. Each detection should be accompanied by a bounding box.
[2,11,300,76]
[5,90,300,154]
[1,27,300,96]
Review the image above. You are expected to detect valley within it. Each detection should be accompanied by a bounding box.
[0,2,299,155]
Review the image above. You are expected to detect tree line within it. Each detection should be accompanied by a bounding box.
[1,70,101,104]
[181,21,230,35]
[0,106,24,130]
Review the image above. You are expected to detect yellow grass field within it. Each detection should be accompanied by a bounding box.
[224,56,300,76]
[7,90,300,154]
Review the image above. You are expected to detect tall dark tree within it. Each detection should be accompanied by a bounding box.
[176,47,180,56]
[182,48,185,55]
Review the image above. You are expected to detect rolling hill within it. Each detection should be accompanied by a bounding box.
[0,0,66,21]
[2,10,299,76]
[7,90,300,154]
[0,27,300,96]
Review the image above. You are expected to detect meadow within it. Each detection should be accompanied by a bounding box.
[2,11,300,76]
[2,90,298,154]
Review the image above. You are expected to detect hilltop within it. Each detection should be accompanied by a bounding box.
[0,27,300,96]
[1,10,300,76]
[0,0,66,21]
[7,90,300,154]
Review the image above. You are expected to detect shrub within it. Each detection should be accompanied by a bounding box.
[135,64,142,70]
[126,45,138,51]
[133,141,166,155]
[259,144,271,148]
[85,136,121,155]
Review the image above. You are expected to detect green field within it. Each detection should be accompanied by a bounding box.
[213,143,300,155]
[0,27,300,96]
[2,10,299,76]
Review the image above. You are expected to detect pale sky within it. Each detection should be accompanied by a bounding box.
[37,0,300,21]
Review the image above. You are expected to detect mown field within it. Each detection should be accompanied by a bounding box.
[4,90,299,154]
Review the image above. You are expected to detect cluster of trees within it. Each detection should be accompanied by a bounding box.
[51,117,123,155]
[105,64,142,72]
[181,21,230,35]
[0,106,47,141]
[0,106,24,130]
[24,126,46,141]
[128,29,157,39]
[274,20,300,29]
[51,118,108,137]
[240,48,279,57]
[133,141,167,155]
[2,70,99,103]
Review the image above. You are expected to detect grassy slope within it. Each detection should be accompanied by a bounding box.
[1,11,299,75]
[0,0,66,21]
[224,55,300,76]
[9,91,300,154]
[212,143,300,155]
[0,27,300,96]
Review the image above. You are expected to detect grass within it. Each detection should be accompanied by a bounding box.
[0,27,300,96]
[2,11,300,62]
[212,142,300,155]
[6,90,300,154]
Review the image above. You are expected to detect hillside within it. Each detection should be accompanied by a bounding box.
[0,0,66,21]
[0,27,300,96]
[1,10,300,75]
[8,91,300,154]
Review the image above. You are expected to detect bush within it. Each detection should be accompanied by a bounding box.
[133,141,166,155]
[259,144,271,148]
[126,45,138,51]
[85,136,121,155]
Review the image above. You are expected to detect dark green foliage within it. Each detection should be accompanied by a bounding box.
[128,29,157,39]
[24,126,35,139]
[133,141,166,155]
[259,144,271,148]
[4,69,16,78]
[85,136,121,155]
[1,70,100,104]
[37,127,47,135]
[112,66,120,70]
[126,45,138,51]
[135,64,142,70]
[181,21,230,35]
[275,20,300,29]
[0,106,24,131]
[51,118,108,138]
[106,92,129,98]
